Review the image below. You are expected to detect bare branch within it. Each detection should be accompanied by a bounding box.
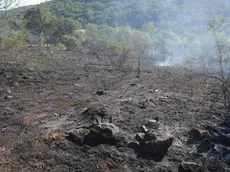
[0,0,21,31]
[206,18,230,110]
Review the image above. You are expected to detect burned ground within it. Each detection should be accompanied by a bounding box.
[0,51,230,172]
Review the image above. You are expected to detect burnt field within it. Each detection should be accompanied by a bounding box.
[0,51,230,172]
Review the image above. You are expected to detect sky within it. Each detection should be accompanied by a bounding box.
[18,0,49,6]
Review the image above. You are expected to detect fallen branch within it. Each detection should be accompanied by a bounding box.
[120,84,131,98]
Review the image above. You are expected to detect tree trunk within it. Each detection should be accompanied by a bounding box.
[137,56,140,78]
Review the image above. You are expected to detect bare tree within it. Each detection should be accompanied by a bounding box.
[0,0,20,27]
[207,19,230,110]
[135,40,149,78]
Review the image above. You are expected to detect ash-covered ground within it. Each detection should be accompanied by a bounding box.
[1,51,230,172]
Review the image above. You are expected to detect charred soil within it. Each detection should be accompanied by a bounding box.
[0,51,229,172]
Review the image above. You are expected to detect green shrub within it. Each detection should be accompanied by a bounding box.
[127,65,139,72]
[52,43,67,50]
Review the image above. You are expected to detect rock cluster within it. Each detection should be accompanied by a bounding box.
[66,121,174,161]
[130,126,173,161]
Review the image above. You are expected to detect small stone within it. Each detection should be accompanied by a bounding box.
[137,102,146,109]
[140,125,148,133]
[137,137,174,161]
[148,119,157,123]
[149,89,154,93]
[140,138,173,154]
[100,123,120,136]
[1,127,9,133]
[83,123,120,146]
[66,123,121,147]
[146,119,160,129]
[96,90,104,96]
[135,133,145,142]
[178,161,204,172]
[120,98,133,105]
[108,116,113,123]
[189,128,211,141]
[22,75,29,79]
[53,113,61,117]
[4,95,13,99]
[130,83,136,87]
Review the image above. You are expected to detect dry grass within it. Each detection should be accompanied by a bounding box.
[44,132,67,142]
[55,101,74,109]
[31,161,45,169]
